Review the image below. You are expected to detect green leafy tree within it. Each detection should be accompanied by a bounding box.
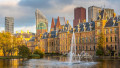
[96,33,105,56]
[18,45,31,58]
[33,49,44,58]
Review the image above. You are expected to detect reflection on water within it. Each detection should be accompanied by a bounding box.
[0,56,120,68]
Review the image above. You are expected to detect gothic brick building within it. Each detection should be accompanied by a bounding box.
[37,9,120,56]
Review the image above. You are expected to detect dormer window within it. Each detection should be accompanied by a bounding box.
[89,23,92,31]
[113,20,116,26]
[83,24,86,32]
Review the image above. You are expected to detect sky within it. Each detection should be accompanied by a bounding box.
[0,0,120,33]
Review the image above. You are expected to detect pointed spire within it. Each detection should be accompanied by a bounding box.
[50,18,55,31]
[56,16,61,29]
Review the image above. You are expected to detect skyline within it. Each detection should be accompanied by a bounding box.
[0,0,120,33]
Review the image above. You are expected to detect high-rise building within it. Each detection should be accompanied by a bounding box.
[104,8,114,19]
[88,6,101,22]
[5,17,14,34]
[35,9,48,35]
[73,7,86,27]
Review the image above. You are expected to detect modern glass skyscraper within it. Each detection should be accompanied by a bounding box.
[35,9,48,35]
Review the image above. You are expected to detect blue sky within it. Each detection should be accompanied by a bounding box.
[0,0,120,33]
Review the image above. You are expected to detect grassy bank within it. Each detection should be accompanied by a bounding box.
[0,56,23,59]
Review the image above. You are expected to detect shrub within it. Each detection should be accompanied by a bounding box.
[18,45,31,58]
[33,49,45,58]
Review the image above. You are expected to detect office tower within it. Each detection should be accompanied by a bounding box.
[35,9,48,35]
[88,6,101,22]
[5,17,14,34]
[104,8,114,19]
[73,7,86,27]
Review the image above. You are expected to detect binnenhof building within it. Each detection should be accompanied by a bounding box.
[29,9,120,56]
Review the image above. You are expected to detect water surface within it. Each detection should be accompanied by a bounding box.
[0,56,120,68]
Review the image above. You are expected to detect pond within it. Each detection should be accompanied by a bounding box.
[0,56,120,68]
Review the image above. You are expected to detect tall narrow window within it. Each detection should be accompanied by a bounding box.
[114,28,117,33]
[79,46,80,50]
[76,46,77,50]
[111,45,112,49]
[90,46,91,50]
[106,45,108,50]
[90,37,91,42]
[83,46,84,50]
[52,42,53,46]
[82,38,84,43]
[76,38,77,44]
[106,37,108,42]
[86,46,87,50]
[94,46,95,50]
[115,36,117,42]
[79,37,80,44]
[115,45,117,50]
[66,46,67,51]
[111,37,112,42]
[110,29,112,33]
[86,37,88,43]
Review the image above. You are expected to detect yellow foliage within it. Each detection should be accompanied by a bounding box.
[0,32,19,56]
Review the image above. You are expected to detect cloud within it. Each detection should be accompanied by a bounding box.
[14,25,36,33]
[18,0,73,9]
[0,27,4,32]
[1,0,120,33]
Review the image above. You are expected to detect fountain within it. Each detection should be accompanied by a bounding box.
[20,32,97,68]
[68,32,93,64]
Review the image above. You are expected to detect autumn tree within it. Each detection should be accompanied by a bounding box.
[0,32,12,56]
[0,32,18,56]
[96,33,105,56]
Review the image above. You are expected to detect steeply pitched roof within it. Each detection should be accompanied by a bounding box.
[105,17,118,27]
[51,18,55,28]
[75,21,95,32]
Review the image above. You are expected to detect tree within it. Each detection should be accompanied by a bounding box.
[33,49,44,58]
[0,32,19,56]
[10,36,18,56]
[0,32,12,56]
[18,45,31,58]
[96,33,105,56]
